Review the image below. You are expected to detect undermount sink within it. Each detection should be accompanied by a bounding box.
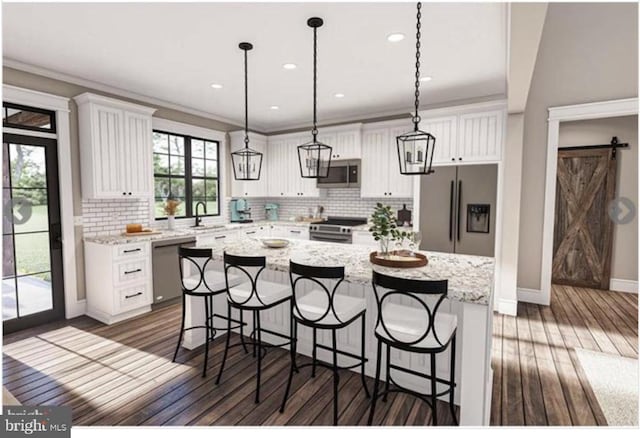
[189,224,225,230]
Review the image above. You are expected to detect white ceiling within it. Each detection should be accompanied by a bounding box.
[3,2,508,132]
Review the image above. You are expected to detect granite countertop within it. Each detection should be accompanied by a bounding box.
[201,238,494,305]
[83,220,312,245]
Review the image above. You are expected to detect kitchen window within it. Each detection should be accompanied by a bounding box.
[153,130,220,219]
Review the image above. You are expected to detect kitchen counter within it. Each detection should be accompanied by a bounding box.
[83,220,313,245]
[201,238,494,305]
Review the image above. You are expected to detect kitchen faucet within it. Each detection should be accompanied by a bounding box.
[194,201,207,227]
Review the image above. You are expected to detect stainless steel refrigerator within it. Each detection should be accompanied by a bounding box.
[419,164,497,257]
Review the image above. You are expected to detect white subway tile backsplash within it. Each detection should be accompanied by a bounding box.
[231,188,413,222]
[83,189,413,237]
[82,198,150,236]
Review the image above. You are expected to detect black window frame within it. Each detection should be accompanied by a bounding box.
[153,129,220,220]
[2,102,57,134]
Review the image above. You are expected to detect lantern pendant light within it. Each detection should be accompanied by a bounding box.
[231,42,263,181]
[297,17,332,179]
[397,2,436,176]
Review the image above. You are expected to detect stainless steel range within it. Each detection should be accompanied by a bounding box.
[308,216,368,244]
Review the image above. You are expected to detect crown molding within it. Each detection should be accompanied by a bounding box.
[3,58,250,130]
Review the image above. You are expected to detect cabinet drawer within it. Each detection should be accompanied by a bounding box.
[116,284,151,312]
[114,259,148,284]
[113,242,149,260]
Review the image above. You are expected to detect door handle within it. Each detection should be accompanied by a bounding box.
[50,223,62,250]
[457,180,462,242]
[449,181,454,242]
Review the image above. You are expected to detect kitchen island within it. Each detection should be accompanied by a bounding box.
[181,238,494,426]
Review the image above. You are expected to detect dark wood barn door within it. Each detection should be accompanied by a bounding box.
[552,148,617,289]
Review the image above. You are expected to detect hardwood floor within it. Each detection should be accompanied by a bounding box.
[3,285,637,426]
[491,284,638,426]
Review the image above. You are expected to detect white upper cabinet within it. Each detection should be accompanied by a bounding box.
[230,131,268,198]
[266,134,320,198]
[123,111,154,197]
[325,124,362,160]
[361,120,414,198]
[457,110,503,163]
[421,116,458,165]
[419,102,505,166]
[75,93,155,199]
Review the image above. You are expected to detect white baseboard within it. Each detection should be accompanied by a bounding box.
[65,299,87,319]
[497,298,517,316]
[609,278,638,294]
[517,288,549,305]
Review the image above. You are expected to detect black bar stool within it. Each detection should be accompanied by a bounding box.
[280,261,370,425]
[172,247,246,377]
[367,271,458,426]
[216,252,295,403]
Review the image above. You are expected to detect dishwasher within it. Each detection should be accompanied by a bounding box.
[152,236,197,306]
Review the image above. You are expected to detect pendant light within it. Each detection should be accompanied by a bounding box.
[397,2,436,175]
[297,17,332,179]
[231,42,263,181]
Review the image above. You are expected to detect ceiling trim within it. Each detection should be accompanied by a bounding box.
[3,58,251,130]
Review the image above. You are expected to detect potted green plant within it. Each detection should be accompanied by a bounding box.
[369,203,410,257]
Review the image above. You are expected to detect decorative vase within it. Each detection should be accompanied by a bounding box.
[167,215,176,230]
[378,236,391,257]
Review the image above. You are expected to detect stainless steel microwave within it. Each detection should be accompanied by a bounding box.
[316,160,361,188]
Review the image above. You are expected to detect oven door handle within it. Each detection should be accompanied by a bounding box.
[310,234,351,243]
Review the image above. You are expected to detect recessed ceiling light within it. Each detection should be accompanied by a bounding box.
[419,76,432,82]
[387,33,405,42]
[282,63,297,70]
[270,105,280,110]
[334,93,345,98]
[210,83,223,89]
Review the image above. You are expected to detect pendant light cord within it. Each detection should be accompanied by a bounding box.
[312,25,318,142]
[244,46,249,147]
[413,2,422,131]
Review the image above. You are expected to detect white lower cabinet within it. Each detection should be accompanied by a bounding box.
[196,230,240,247]
[84,241,153,324]
[269,225,309,240]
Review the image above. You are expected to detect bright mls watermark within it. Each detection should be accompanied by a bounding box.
[3,196,32,226]
[2,406,70,438]
[608,196,636,225]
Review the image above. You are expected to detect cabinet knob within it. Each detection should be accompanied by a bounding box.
[458,157,462,161]
[122,192,126,195]
[451,158,455,161]
[128,192,132,195]
[389,192,392,196]
[384,192,387,195]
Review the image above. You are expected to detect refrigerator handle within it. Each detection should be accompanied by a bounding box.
[457,180,462,242]
[449,180,454,241]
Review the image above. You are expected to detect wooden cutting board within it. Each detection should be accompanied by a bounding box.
[121,229,162,236]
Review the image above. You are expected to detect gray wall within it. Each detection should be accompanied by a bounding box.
[3,66,241,300]
[517,3,638,290]
[558,116,638,282]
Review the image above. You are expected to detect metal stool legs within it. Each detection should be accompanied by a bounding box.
[383,343,391,402]
[255,310,262,403]
[172,292,215,378]
[367,338,383,425]
[367,337,458,426]
[360,314,371,398]
[449,335,458,425]
[172,293,187,363]
[215,303,232,385]
[311,328,317,377]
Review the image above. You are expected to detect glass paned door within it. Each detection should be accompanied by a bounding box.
[2,133,64,332]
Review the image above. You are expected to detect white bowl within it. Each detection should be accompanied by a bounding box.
[261,238,290,249]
